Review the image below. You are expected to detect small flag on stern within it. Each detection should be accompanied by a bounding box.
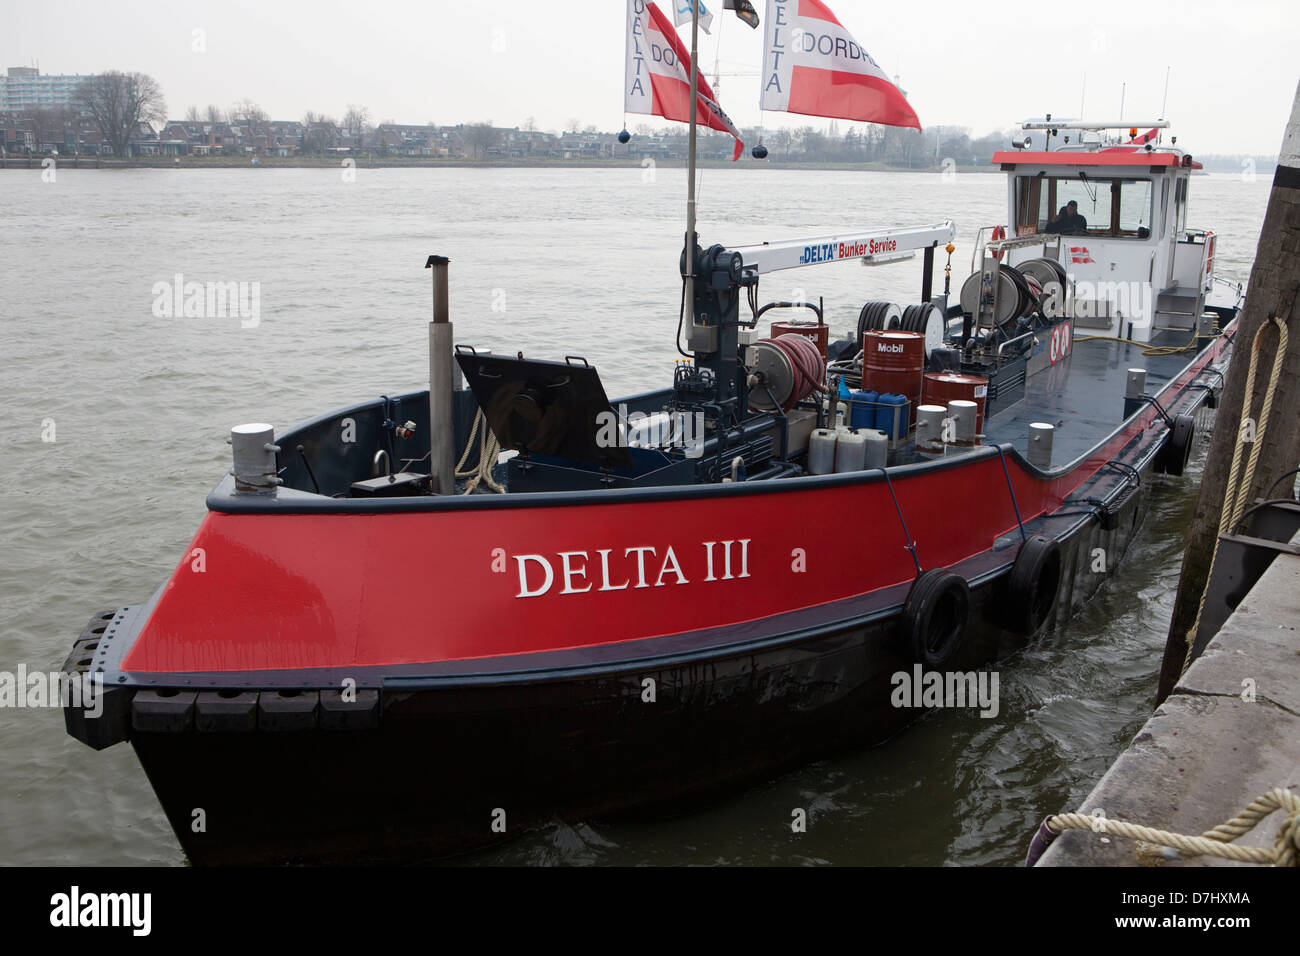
[725,0,761,28]
[760,0,921,130]
[673,0,714,34]
[626,0,746,159]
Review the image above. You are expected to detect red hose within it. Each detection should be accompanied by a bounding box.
[764,333,827,409]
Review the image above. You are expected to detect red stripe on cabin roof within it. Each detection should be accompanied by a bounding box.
[992,151,1199,168]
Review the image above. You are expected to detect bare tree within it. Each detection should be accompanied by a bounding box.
[342,104,371,148]
[300,111,319,154]
[463,123,501,159]
[205,104,225,124]
[231,98,267,125]
[301,112,339,155]
[28,106,73,154]
[769,128,792,159]
[800,126,828,162]
[75,71,166,158]
[230,98,268,152]
[184,105,200,122]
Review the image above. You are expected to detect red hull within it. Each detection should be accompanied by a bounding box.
[121,332,1225,676]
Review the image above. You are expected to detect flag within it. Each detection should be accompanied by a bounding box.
[626,0,745,160]
[725,0,760,28]
[673,0,713,35]
[759,0,921,130]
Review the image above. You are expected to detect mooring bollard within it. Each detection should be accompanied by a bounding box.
[1027,422,1054,469]
[947,400,978,448]
[230,423,281,494]
[1124,368,1147,418]
[915,404,946,456]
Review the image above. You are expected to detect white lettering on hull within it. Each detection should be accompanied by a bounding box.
[513,540,751,598]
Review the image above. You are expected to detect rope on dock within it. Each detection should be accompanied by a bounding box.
[1179,314,1288,677]
[1042,787,1300,866]
[454,409,504,494]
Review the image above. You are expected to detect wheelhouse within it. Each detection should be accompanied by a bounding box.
[990,123,1216,345]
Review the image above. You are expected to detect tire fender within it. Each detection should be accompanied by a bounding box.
[1006,535,1062,636]
[1155,413,1196,477]
[903,569,970,667]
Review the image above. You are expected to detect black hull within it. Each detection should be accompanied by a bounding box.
[131,469,1158,865]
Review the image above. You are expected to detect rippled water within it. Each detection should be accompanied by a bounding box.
[0,166,1269,865]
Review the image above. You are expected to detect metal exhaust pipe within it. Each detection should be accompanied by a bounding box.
[426,255,455,495]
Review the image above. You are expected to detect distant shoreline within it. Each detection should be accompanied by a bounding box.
[0,154,1006,173]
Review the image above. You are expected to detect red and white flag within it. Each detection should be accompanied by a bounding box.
[625,0,745,159]
[759,0,921,130]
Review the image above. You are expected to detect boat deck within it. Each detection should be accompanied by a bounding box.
[982,329,1212,466]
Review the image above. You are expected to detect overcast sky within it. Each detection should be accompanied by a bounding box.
[3,0,1295,154]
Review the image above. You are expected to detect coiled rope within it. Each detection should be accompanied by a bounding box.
[1180,314,1288,675]
[1040,787,1299,866]
[454,409,504,494]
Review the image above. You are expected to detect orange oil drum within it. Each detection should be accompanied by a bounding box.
[771,320,829,360]
[862,330,924,423]
[922,372,990,435]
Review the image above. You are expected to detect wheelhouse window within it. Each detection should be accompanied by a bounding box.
[1173,175,1188,236]
[1015,175,1154,239]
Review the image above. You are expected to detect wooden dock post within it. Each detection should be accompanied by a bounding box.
[1158,79,1300,705]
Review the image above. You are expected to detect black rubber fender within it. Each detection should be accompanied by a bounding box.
[1155,413,1196,476]
[195,691,258,733]
[133,689,198,733]
[902,569,970,667]
[258,690,320,732]
[1006,535,1062,636]
[320,688,381,730]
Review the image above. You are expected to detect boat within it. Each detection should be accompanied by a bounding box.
[60,9,1244,865]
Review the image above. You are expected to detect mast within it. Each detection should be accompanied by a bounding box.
[684,2,700,324]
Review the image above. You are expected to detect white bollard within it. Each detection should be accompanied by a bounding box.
[1028,422,1055,469]
[230,423,281,494]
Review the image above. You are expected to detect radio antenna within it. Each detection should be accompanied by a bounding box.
[1079,72,1086,118]
[1160,66,1171,120]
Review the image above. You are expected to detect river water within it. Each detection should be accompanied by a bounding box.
[0,166,1270,865]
